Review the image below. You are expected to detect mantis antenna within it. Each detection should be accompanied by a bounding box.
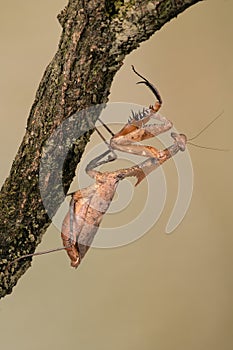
[187,142,228,152]
[187,111,228,151]
[188,111,224,141]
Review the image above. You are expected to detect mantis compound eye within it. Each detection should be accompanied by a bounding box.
[171,132,187,151]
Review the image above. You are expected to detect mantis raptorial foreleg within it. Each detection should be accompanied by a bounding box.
[109,67,173,158]
[86,66,174,176]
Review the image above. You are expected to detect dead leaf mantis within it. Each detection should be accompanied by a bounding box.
[9,66,226,268]
[61,66,187,267]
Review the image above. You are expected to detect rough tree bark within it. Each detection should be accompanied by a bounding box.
[0,0,202,298]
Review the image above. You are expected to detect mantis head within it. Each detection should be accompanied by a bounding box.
[171,132,187,151]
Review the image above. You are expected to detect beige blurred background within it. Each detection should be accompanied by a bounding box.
[0,1,233,349]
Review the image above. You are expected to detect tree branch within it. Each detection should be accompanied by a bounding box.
[0,0,202,298]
